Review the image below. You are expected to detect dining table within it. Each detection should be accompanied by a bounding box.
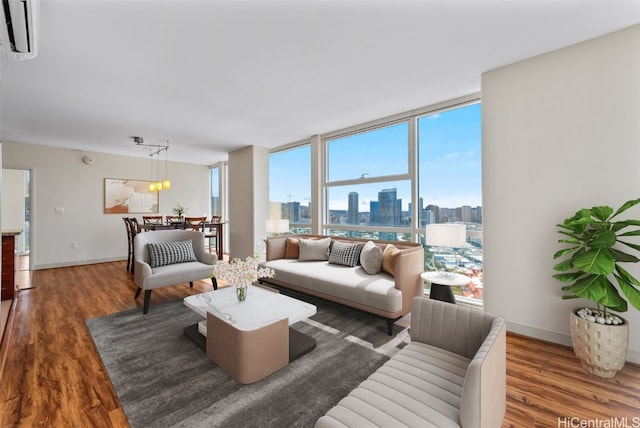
[140,220,224,256]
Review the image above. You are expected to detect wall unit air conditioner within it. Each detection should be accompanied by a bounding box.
[0,0,38,60]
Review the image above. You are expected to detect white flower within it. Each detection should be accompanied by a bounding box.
[173,202,188,216]
[212,254,275,288]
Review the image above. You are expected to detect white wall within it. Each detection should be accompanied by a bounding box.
[2,142,210,269]
[482,24,640,362]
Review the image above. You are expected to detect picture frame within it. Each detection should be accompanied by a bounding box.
[104,178,159,214]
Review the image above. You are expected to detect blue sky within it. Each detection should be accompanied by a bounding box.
[270,102,481,211]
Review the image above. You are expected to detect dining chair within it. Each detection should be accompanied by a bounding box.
[142,215,163,224]
[123,217,141,273]
[183,216,206,231]
[204,215,222,253]
[165,215,182,224]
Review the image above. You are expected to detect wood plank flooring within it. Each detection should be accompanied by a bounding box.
[0,261,638,427]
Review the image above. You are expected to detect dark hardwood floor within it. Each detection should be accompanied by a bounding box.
[0,261,638,427]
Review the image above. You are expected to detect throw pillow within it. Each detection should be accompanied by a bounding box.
[147,240,197,268]
[298,237,331,261]
[381,244,402,276]
[284,237,300,259]
[328,241,362,267]
[360,241,383,275]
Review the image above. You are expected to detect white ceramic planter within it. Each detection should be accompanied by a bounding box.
[569,310,629,378]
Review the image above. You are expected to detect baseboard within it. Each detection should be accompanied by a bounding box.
[33,257,126,270]
[507,321,640,364]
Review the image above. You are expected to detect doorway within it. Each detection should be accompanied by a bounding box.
[2,168,32,292]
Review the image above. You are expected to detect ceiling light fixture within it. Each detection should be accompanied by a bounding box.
[132,136,171,192]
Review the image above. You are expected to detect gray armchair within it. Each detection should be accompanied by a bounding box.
[133,229,217,313]
[316,296,506,427]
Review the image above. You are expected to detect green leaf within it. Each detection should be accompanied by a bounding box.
[553,247,578,259]
[611,198,640,219]
[568,275,626,311]
[614,219,640,227]
[610,248,640,263]
[615,275,640,312]
[572,248,615,275]
[591,206,614,221]
[553,258,575,272]
[615,264,640,287]
[558,238,580,245]
[553,272,583,282]
[619,229,640,237]
[587,230,616,248]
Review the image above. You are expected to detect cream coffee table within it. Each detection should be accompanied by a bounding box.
[183,285,317,384]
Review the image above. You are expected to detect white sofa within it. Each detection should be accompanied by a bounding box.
[261,235,425,335]
[133,229,217,313]
[316,297,507,428]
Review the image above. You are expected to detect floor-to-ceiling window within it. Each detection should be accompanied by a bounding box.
[210,166,220,216]
[268,144,312,234]
[267,96,482,303]
[418,102,483,303]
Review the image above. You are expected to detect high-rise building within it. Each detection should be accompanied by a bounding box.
[287,201,300,222]
[348,192,359,225]
[369,201,379,225]
[461,205,472,223]
[378,188,397,226]
[426,204,440,223]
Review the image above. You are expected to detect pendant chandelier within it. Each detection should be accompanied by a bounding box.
[133,136,171,191]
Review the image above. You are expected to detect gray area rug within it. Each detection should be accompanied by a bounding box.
[86,290,409,428]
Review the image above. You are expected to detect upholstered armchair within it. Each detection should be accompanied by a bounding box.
[316,297,506,427]
[133,229,217,313]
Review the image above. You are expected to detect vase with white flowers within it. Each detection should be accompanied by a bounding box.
[172,202,188,218]
[212,254,275,302]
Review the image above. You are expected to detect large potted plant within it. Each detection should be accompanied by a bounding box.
[553,198,640,378]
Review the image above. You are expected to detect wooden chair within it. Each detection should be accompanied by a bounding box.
[183,216,206,231]
[205,215,222,253]
[123,217,141,273]
[142,215,163,224]
[165,215,182,224]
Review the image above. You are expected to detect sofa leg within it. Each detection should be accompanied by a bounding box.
[387,320,394,336]
[143,290,152,314]
[189,281,194,288]
[211,277,218,290]
[134,287,142,299]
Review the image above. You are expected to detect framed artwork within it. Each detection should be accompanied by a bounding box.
[104,178,159,214]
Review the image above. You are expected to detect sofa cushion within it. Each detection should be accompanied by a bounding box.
[262,259,401,314]
[284,237,300,259]
[360,240,383,275]
[299,237,331,261]
[328,241,362,267]
[382,244,402,276]
[147,240,196,268]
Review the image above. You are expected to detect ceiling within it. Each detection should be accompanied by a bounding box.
[1,0,639,165]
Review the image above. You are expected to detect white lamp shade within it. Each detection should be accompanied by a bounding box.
[265,219,290,234]
[425,223,467,247]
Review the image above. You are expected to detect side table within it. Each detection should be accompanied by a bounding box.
[420,271,471,304]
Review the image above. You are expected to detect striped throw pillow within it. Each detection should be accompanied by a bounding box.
[147,240,197,268]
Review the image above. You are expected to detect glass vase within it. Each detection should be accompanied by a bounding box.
[236,284,248,302]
